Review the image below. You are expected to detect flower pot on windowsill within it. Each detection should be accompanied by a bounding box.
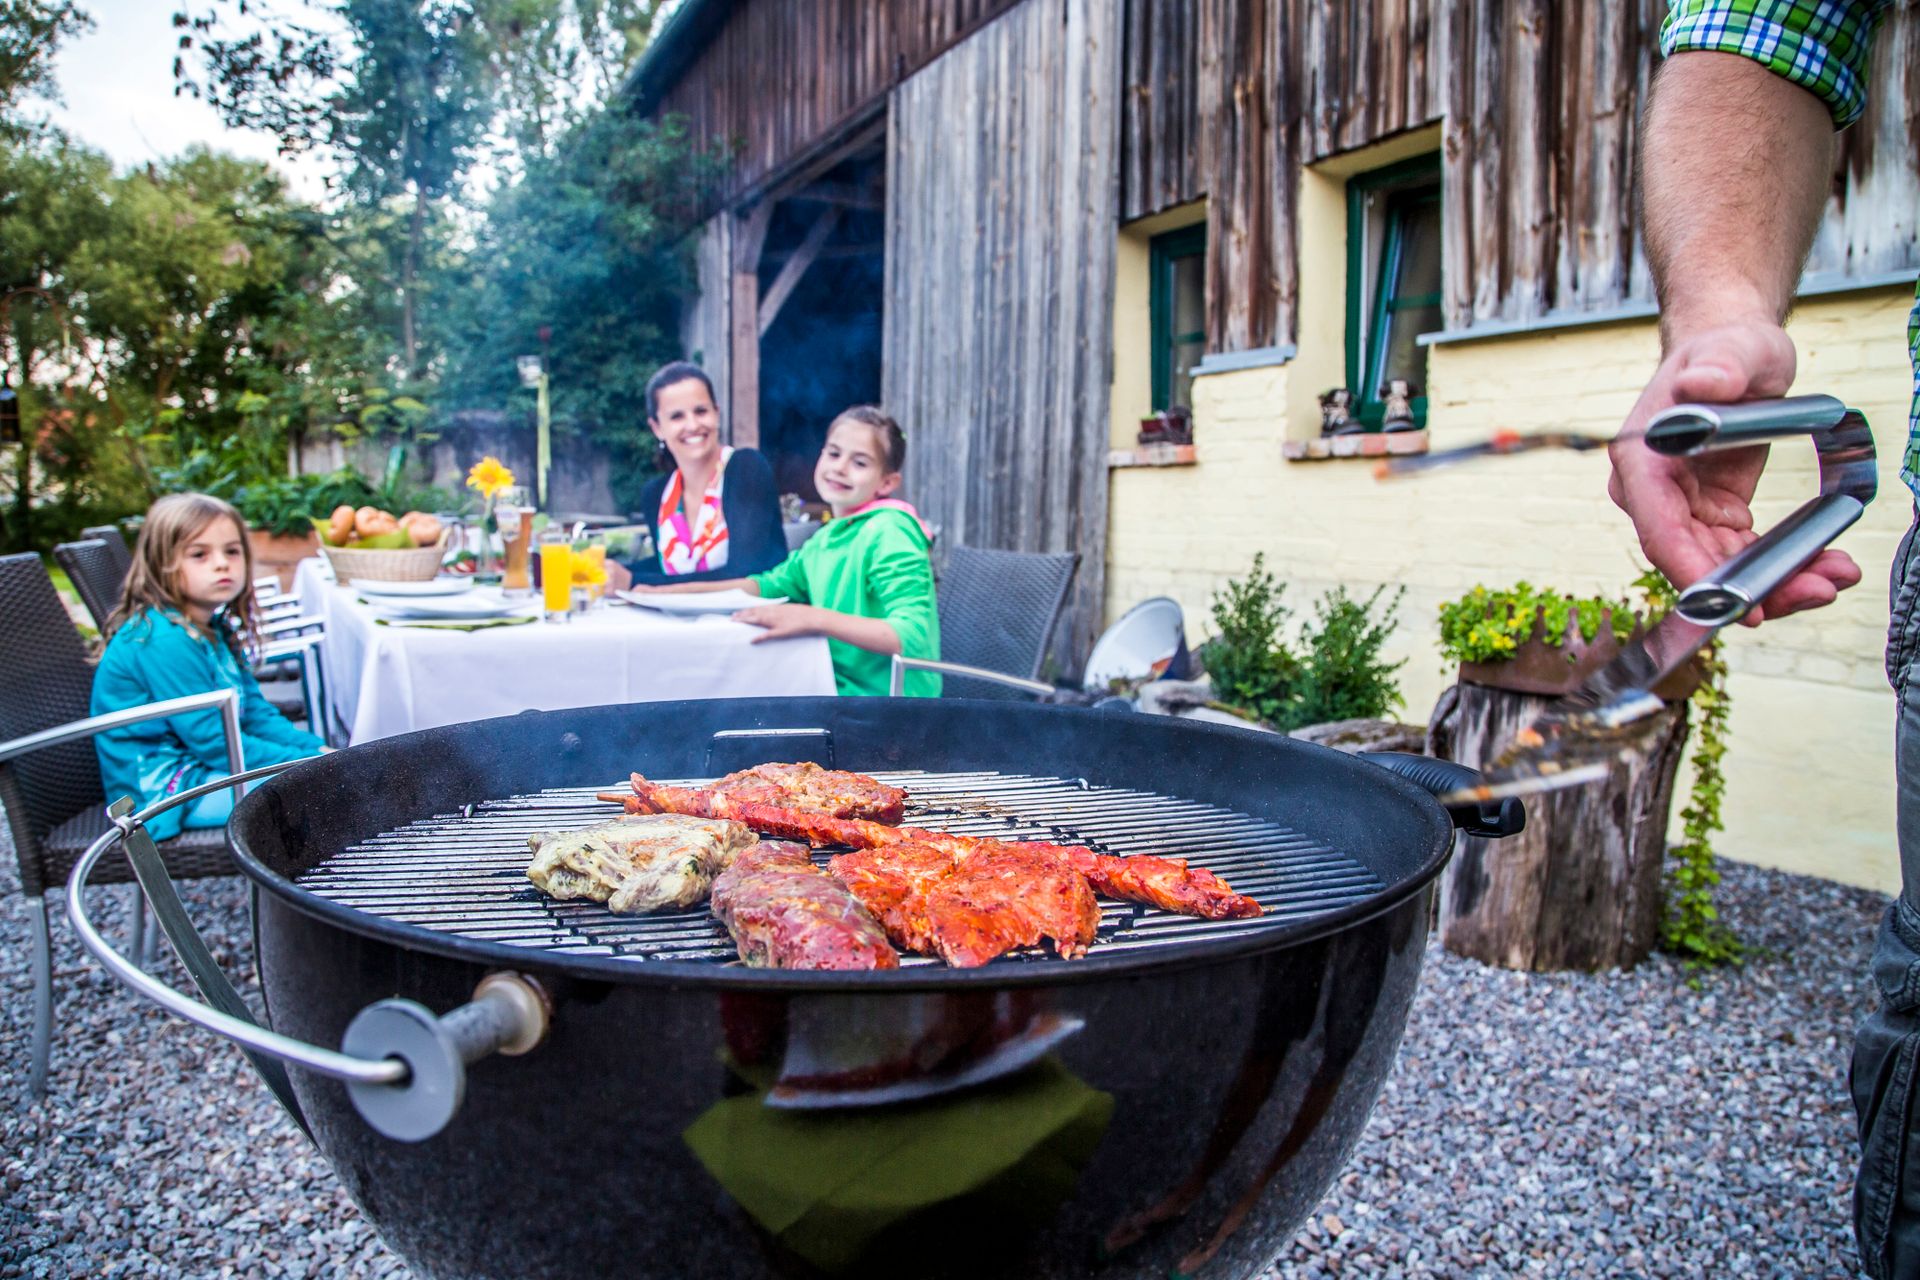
[248,529,320,593]
[1456,609,1705,703]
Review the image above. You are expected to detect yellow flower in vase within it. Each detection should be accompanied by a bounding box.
[466,456,515,500]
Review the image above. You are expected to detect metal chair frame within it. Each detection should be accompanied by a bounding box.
[1,688,243,1098]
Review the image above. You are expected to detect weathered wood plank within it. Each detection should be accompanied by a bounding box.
[883,0,1119,668]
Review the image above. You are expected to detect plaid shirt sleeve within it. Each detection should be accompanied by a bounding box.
[1660,1,1891,127]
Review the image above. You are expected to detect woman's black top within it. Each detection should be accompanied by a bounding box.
[629,447,786,585]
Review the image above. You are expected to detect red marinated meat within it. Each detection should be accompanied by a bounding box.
[708,842,898,971]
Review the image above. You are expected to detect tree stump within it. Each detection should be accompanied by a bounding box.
[1426,681,1690,972]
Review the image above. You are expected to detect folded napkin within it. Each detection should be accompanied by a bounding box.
[683,1057,1112,1273]
[373,614,536,632]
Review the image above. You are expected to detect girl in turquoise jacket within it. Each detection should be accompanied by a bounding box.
[631,405,941,696]
[92,494,325,839]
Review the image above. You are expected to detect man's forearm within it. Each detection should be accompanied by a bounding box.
[1641,51,1835,348]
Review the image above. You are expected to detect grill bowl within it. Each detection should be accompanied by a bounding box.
[230,697,1454,1280]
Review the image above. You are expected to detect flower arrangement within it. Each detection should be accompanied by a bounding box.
[466,456,515,500]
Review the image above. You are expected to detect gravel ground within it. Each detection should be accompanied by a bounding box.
[0,824,1885,1279]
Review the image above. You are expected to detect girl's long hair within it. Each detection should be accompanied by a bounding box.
[107,493,259,658]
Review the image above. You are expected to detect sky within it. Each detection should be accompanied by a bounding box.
[42,0,340,201]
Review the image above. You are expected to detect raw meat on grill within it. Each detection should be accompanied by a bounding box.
[709,842,900,970]
[525,814,758,914]
[708,761,907,823]
[830,843,1102,967]
[604,774,1264,922]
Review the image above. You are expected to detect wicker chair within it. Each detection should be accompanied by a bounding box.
[52,538,125,632]
[0,553,241,1098]
[79,524,132,584]
[891,545,1078,699]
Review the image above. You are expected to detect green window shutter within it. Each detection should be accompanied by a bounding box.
[1150,223,1207,412]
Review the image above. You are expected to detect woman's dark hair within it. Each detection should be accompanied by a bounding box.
[645,361,717,419]
[832,405,906,473]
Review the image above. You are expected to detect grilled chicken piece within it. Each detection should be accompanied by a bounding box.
[525,814,757,914]
[611,774,1264,923]
[708,761,907,823]
[831,843,1102,967]
[709,842,899,970]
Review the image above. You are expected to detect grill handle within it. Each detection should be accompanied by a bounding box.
[1361,752,1525,839]
[66,772,550,1144]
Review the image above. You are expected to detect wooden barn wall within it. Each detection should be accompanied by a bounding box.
[1119,0,1920,350]
[883,0,1121,670]
[656,0,1026,205]
[679,213,733,425]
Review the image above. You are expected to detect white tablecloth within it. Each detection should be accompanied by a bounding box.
[292,559,836,743]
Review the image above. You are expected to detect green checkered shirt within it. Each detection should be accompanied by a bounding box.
[1662,0,1920,497]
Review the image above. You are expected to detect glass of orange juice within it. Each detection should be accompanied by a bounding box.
[538,529,573,623]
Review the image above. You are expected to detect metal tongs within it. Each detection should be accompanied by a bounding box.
[1442,394,1878,806]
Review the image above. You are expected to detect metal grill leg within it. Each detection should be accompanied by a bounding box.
[127,883,154,970]
[28,894,52,1099]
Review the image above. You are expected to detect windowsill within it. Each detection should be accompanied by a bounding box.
[1415,267,1920,348]
[1283,430,1428,461]
[1192,344,1295,377]
[1109,444,1198,468]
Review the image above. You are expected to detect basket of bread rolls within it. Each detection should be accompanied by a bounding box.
[315,505,447,581]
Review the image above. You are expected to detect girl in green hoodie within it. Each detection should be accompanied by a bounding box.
[630,405,941,696]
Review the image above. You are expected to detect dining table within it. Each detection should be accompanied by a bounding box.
[291,558,837,744]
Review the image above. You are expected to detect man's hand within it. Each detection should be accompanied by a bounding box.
[733,603,820,642]
[1608,320,1861,623]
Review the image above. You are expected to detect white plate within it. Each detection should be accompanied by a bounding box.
[364,590,535,621]
[617,588,785,616]
[351,577,472,598]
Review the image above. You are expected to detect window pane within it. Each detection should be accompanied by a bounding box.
[1172,251,1205,341]
[1171,337,1204,410]
[1379,299,1441,394]
[1395,196,1442,303]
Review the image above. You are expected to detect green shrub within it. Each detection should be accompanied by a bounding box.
[1200,555,1406,732]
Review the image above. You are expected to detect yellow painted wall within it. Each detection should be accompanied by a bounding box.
[1106,282,1916,892]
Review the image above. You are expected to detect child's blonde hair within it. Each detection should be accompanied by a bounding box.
[108,493,259,655]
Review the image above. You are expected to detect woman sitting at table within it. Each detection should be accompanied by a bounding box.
[623,361,785,587]
[631,404,940,698]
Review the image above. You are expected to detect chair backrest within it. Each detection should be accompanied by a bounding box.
[80,524,133,581]
[934,546,1078,699]
[0,554,103,850]
[53,538,126,632]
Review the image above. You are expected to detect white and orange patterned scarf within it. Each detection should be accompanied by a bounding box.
[657,447,734,574]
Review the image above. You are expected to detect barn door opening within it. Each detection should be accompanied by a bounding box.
[753,143,887,504]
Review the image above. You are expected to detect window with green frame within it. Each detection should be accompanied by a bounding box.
[1345,155,1442,430]
[1150,224,1206,412]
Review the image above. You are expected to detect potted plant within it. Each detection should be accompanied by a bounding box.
[1428,578,1723,974]
[1437,581,1704,700]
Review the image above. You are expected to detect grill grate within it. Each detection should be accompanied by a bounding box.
[295,771,1387,966]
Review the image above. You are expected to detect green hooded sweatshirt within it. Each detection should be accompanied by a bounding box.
[750,506,941,697]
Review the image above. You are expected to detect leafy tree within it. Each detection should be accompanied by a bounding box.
[171,0,671,377]
[439,108,707,511]
[0,1,92,136]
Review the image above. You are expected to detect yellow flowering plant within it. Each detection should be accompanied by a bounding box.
[466,456,515,500]
[1436,582,1634,666]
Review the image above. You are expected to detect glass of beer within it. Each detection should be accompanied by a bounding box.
[538,527,573,623]
[497,486,533,597]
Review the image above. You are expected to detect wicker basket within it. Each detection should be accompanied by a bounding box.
[321,535,447,583]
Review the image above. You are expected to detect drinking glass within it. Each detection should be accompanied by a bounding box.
[497,486,533,597]
[577,531,609,607]
[539,528,573,623]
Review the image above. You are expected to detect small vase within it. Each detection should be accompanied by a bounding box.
[476,497,503,584]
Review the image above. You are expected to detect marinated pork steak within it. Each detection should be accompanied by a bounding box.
[706,761,908,823]
[829,843,1102,967]
[709,843,898,970]
[526,814,758,914]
